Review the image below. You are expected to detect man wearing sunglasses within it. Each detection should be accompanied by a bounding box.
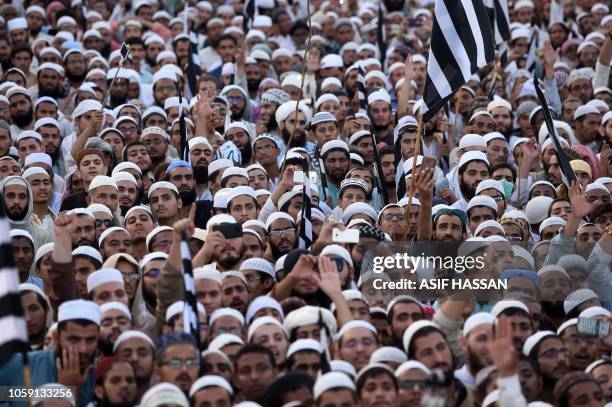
[154,332,201,395]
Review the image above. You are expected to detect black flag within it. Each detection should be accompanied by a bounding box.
[318,309,331,374]
[181,232,201,351]
[377,4,387,67]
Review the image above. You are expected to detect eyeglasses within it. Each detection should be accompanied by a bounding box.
[95,219,114,228]
[145,268,161,278]
[343,337,375,349]
[400,379,432,391]
[161,358,200,368]
[124,273,140,281]
[538,348,569,359]
[565,335,598,347]
[212,327,242,336]
[381,213,406,222]
[245,274,262,282]
[491,195,504,202]
[270,227,296,237]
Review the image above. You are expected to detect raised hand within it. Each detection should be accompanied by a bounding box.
[172,204,196,240]
[489,316,518,377]
[57,346,91,388]
[414,167,435,201]
[54,212,77,237]
[568,180,598,220]
[541,40,558,67]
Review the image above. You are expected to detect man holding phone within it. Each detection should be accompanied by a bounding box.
[194,215,245,272]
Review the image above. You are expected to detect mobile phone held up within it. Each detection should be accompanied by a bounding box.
[212,223,243,239]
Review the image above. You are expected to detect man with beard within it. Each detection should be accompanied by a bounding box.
[142,127,170,171]
[196,215,245,272]
[221,272,250,314]
[92,357,138,407]
[34,118,64,177]
[64,49,87,89]
[152,71,180,109]
[454,313,496,388]
[221,85,254,124]
[523,331,570,403]
[1,175,33,232]
[368,89,394,145]
[113,172,139,216]
[8,86,35,138]
[113,331,156,400]
[149,181,182,227]
[62,100,104,175]
[70,209,97,249]
[104,68,130,109]
[11,231,39,286]
[319,140,350,207]
[275,100,316,160]
[257,89,290,138]
[265,212,298,259]
[245,58,264,100]
[35,63,65,101]
[225,122,254,166]
[451,151,490,212]
[133,252,166,339]
[25,6,46,40]
[404,321,472,406]
[385,296,425,349]
[0,299,101,406]
[378,146,397,204]
[537,266,572,330]
[99,302,132,356]
[348,131,375,171]
[188,137,214,201]
[165,161,212,228]
[19,283,49,350]
[557,319,599,371]
[488,99,514,141]
[144,35,165,72]
[154,332,201,395]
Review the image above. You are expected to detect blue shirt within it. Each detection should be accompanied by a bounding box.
[0,350,95,407]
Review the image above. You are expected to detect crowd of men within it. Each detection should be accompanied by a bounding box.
[0,0,611,406]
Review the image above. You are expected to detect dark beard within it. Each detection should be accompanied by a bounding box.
[326,169,345,184]
[100,42,112,59]
[282,127,306,148]
[109,94,127,109]
[8,205,28,221]
[142,283,157,310]
[266,115,278,132]
[145,56,157,68]
[230,108,244,121]
[39,85,63,99]
[271,241,294,258]
[179,190,196,206]
[239,143,253,165]
[65,69,86,84]
[468,348,486,373]
[542,301,565,318]
[215,245,244,270]
[247,79,261,93]
[193,166,208,184]
[459,177,476,201]
[372,122,389,132]
[98,338,115,356]
[12,108,33,128]
[98,394,133,407]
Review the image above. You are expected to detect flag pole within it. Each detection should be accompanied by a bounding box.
[102,45,132,108]
[406,113,424,232]
[22,359,32,407]
[451,92,460,141]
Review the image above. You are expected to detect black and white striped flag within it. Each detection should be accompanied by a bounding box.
[485,0,510,65]
[357,64,367,111]
[180,232,201,351]
[421,0,495,121]
[243,0,257,33]
[533,79,576,187]
[377,4,387,68]
[298,177,313,249]
[0,204,28,366]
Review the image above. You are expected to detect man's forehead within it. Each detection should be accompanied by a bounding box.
[4,183,27,192]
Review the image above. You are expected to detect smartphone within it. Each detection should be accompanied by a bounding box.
[408,18,423,27]
[421,157,437,171]
[577,317,610,337]
[308,171,319,184]
[212,223,243,239]
[332,228,360,244]
[293,171,304,183]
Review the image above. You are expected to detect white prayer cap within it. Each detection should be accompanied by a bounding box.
[221,166,249,182]
[321,139,350,157]
[88,203,112,217]
[194,266,223,285]
[112,171,137,186]
[369,346,408,364]
[113,330,154,352]
[585,359,610,374]
[34,242,54,265]
[7,18,28,32]
[522,330,556,356]
[313,372,356,400]
[586,182,609,194]
[72,246,103,264]
[16,131,42,144]
[574,104,600,120]
[37,62,64,76]
[476,179,505,196]
[321,245,354,269]
[206,213,237,229]
[208,159,234,176]
[342,202,377,225]
[139,251,168,269]
[148,181,178,198]
[275,100,312,124]
[88,175,117,192]
[320,54,344,69]
[315,93,340,110]
[73,99,102,119]
[87,268,124,293]
[146,226,173,250]
[26,5,45,16]
[367,88,391,105]
[253,15,272,28]
[24,152,52,168]
[22,167,47,181]
[100,301,131,319]
[474,220,504,237]
[189,376,233,398]
[556,318,578,335]
[281,74,301,89]
[395,360,431,377]
[188,136,211,150]
[19,283,48,305]
[463,312,497,336]
[524,196,553,224]
[578,306,611,319]
[141,383,188,407]
[284,306,337,336]
[564,289,599,315]
[491,300,529,316]
[247,316,285,341]
[336,320,377,341]
[240,258,274,280]
[34,118,61,132]
[458,150,489,169]
[99,226,130,246]
[321,77,343,91]
[287,339,321,358]
[166,300,205,322]
[245,296,284,322]
[514,0,534,9]
[459,133,486,150]
[467,195,498,213]
[487,98,512,113]
[58,299,100,325]
[57,16,77,27]
[209,307,245,326]
[265,212,295,229]
[403,320,440,353]
[208,334,244,351]
[538,216,566,233]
